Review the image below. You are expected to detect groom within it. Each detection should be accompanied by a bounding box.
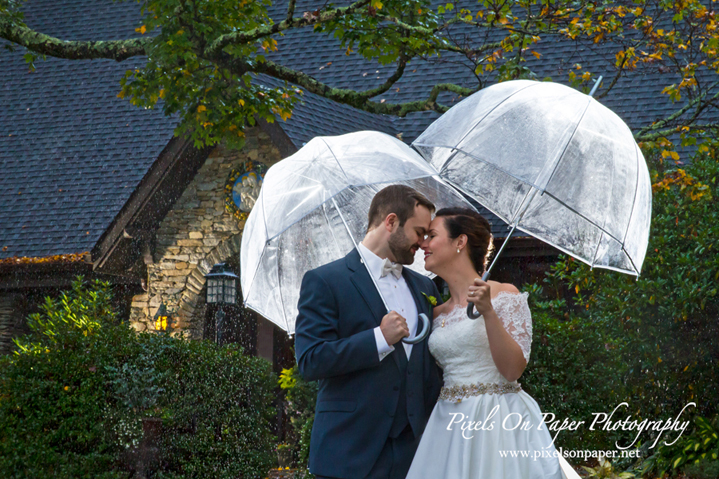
[295,185,444,479]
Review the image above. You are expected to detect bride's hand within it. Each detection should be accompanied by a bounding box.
[468,278,493,317]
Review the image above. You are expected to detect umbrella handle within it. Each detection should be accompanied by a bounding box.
[402,313,430,344]
[466,303,481,319]
[467,270,491,319]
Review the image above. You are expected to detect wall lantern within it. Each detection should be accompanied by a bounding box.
[154,303,172,332]
[205,263,238,344]
[205,263,238,305]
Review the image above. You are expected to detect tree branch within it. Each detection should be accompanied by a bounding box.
[635,82,719,138]
[286,0,297,26]
[240,56,475,116]
[0,16,150,61]
[205,0,370,57]
[636,123,719,142]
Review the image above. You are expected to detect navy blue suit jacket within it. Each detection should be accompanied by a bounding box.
[295,248,443,479]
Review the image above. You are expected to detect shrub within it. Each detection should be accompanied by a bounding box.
[278,364,317,472]
[639,414,719,478]
[522,146,719,471]
[0,277,277,479]
[682,459,719,479]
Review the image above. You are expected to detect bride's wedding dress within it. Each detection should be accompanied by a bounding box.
[405,291,581,479]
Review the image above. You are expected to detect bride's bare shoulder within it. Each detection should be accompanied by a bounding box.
[488,280,520,297]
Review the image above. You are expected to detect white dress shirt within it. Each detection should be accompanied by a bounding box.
[357,242,418,361]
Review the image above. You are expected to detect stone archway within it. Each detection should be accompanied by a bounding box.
[175,233,243,338]
[128,127,282,335]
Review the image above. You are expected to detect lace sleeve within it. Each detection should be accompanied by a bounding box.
[494,291,532,364]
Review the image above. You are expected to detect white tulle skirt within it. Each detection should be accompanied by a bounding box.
[406,390,581,479]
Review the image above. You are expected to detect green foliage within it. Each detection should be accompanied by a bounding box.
[0,278,277,479]
[682,459,719,479]
[279,364,317,471]
[640,414,719,478]
[0,0,25,25]
[582,457,637,479]
[522,283,626,453]
[313,0,445,65]
[116,0,301,150]
[6,0,719,149]
[522,142,719,475]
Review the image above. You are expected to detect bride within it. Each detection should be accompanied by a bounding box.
[405,207,581,479]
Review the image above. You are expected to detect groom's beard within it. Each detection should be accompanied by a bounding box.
[388,227,417,265]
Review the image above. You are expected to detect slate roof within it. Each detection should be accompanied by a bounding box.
[1,0,709,259]
[266,1,699,138]
[0,0,179,259]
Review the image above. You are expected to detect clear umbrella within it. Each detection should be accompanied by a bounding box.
[411,79,652,317]
[240,130,475,339]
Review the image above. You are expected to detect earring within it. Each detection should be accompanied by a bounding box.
[457,248,461,253]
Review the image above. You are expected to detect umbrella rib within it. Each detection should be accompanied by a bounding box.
[623,142,645,276]
[623,244,640,276]
[590,230,603,269]
[242,188,270,307]
[320,137,351,182]
[444,178,514,229]
[321,202,348,258]
[536,97,592,193]
[425,82,538,170]
[262,173,436,242]
[541,190,626,245]
[622,142,642,248]
[528,228,638,276]
[622,145,646,276]
[276,236,290,333]
[440,147,546,192]
[242,239,269,310]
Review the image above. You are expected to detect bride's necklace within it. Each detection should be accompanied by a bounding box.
[442,290,476,328]
[441,299,466,327]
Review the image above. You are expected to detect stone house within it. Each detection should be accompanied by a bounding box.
[0,0,676,359]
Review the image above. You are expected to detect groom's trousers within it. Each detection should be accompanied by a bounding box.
[314,424,420,479]
[315,347,421,479]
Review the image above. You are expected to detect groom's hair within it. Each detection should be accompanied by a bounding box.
[367,185,435,232]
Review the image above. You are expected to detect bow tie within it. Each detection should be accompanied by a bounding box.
[380,258,403,279]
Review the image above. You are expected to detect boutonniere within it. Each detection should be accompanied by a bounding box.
[422,292,437,306]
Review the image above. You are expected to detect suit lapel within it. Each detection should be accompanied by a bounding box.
[402,269,430,320]
[346,248,387,327]
[346,247,404,372]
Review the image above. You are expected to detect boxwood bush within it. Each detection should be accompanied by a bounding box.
[521,146,719,476]
[0,278,277,479]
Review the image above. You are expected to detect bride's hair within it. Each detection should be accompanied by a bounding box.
[435,207,494,273]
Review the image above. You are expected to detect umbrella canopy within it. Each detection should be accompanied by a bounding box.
[412,80,652,276]
[240,131,473,335]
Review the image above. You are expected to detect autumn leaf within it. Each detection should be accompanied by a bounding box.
[135,25,147,35]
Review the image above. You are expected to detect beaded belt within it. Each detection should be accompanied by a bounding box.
[439,382,522,403]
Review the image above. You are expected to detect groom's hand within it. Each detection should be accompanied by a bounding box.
[380,311,410,345]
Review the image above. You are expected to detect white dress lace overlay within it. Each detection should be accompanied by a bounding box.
[405,291,581,479]
[429,291,532,391]
[432,291,532,366]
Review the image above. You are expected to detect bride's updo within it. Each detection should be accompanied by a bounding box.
[435,207,494,274]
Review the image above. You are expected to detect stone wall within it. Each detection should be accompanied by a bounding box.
[129,127,282,338]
